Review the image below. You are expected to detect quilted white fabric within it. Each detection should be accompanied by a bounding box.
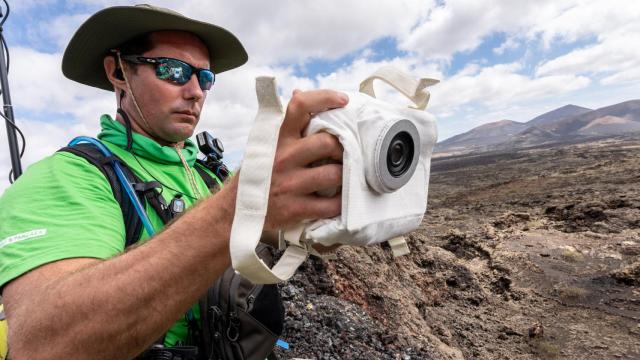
[230,67,438,284]
[302,91,438,247]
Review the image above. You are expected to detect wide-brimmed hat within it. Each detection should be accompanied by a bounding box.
[62,4,248,91]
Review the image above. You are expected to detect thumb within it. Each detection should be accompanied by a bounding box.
[280,89,349,141]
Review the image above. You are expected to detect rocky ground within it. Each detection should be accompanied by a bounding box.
[274,135,640,359]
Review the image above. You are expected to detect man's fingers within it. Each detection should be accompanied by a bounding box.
[276,132,343,169]
[288,89,348,119]
[265,88,347,229]
[280,89,348,140]
[271,163,342,197]
[265,190,341,230]
[293,164,343,195]
[299,193,341,220]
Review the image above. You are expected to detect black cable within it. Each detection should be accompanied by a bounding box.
[1,111,25,183]
[1,35,9,72]
[0,0,9,27]
[0,0,21,183]
[0,0,8,72]
[0,112,24,156]
[118,90,133,150]
[131,152,198,201]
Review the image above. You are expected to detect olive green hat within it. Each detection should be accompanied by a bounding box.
[62,4,248,91]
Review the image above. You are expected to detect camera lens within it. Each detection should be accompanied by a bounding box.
[366,119,421,193]
[387,131,414,177]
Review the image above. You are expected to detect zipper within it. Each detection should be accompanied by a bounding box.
[212,274,222,311]
[209,305,224,360]
[246,284,263,312]
[227,275,243,342]
[208,280,224,360]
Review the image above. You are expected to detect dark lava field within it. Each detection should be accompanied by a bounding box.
[275,135,640,360]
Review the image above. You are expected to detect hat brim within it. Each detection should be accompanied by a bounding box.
[62,6,248,91]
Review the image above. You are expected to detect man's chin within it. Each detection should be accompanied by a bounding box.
[171,127,197,143]
[153,127,195,146]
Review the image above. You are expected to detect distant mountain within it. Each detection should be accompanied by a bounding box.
[577,115,640,136]
[435,99,640,155]
[436,119,527,152]
[526,104,592,127]
[541,100,640,136]
[497,125,561,149]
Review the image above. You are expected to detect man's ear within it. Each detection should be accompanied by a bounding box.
[104,55,126,91]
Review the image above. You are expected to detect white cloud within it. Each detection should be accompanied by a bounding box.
[436,62,591,109]
[536,24,640,83]
[399,0,562,59]
[493,37,519,55]
[8,0,57,12]
[530,0,640,48]
[181,0,433,65]
[0,47,112,194]
[0,115,99,194]
[601,67,640,85]
[399,0,639,60]
[60,0,432,64]
[38,13,92,51]
[10,47,113,115]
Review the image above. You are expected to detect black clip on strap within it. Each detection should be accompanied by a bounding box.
[133,181,163,193]
[132,181,174,224]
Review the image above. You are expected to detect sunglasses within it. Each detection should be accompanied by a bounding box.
[120,55,215,91]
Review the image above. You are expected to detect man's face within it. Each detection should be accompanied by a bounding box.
[124,31,210,144]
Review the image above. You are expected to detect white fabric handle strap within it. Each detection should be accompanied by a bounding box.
[229,77,310,284]
[359,65,439,110]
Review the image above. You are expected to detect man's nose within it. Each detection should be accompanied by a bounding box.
[183,73,205,101]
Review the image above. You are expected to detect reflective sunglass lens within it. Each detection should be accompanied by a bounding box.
[156,62,172,80]
[157,59,192,84]
[154,58,214,90]
[198,71,215,90]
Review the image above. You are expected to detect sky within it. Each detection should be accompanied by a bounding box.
[1,0,639,193]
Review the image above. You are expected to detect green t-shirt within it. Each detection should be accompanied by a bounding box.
[0,115,220,347]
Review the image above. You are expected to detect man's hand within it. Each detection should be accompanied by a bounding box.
[263,89,348,230]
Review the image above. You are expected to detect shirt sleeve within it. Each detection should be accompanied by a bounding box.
[0,151,126,289]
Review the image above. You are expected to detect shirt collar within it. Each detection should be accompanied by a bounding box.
[97,114,199,166]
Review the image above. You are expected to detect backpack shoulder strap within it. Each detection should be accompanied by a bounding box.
[58,143,144,248]
[195,159,225,191]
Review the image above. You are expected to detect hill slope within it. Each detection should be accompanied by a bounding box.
[435,99,640,154]
[541,100,640,136]
[526,104,592,127]
[436,120,527,152]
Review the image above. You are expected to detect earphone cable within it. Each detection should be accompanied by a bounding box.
[130,150,198,201]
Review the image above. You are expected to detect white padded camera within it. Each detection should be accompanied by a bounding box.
[230,66,438,284]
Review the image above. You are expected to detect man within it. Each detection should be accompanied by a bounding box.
[0,4,345,359]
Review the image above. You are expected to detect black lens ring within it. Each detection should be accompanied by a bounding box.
[387,131,414,177]
[375,119,420,192]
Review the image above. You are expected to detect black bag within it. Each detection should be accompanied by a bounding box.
[59,143,285,360]
[200,244,284,360]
